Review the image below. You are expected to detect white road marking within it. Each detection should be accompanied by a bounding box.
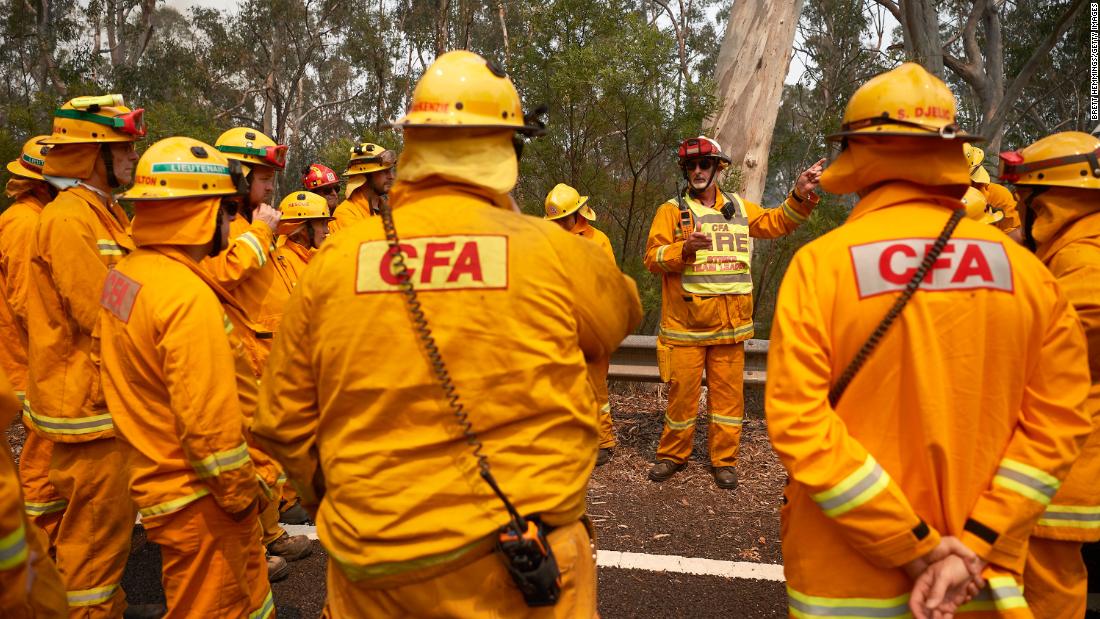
[280,525,786,582]
[598,550,785,582]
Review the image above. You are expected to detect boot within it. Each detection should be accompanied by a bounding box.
[713,466,738,490]
[123,604,167,619]
[267,555,289,582]
[279,501,311,525]
[596,447,614,467]
[267,531,312,562]
[647,459,685,482]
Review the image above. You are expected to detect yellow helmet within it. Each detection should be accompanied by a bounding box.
[344,143,396,176]
[120,137,247,201]
[963,143,991,184]
[6,135,52,181]
[828,63,979,142]
[41,94,146,145]
[390,50,542,134]
[214,127,287,170]
[544,183,596,221]
[276,191,331,234]
[961,186,1004,224]
[999,131,1100,189]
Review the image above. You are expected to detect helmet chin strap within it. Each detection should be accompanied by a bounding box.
[208,212,225,258]
[682,162,718,198]
[100,144,121,189]
[1019,186,1050,252]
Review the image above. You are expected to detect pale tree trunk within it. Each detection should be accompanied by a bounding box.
[708,0,804,203]
[899,0,943,77]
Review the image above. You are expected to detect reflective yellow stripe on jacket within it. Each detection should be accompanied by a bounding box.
[189,442,251,478]
[1037,504,1100,529]
[811,455,890,518]
[0,522,28,570]
[23,399,113,436]
[993,458,1061,505]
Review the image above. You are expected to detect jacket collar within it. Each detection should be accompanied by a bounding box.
[1037,210,1100,263]
[847,181,963,223]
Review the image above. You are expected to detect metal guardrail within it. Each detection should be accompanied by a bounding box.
[608,335,769,385]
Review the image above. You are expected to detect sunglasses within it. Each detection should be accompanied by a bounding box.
[218,144,288,169]
[54,108,147,137]
[317,185,340,195]
[683,159,715,171]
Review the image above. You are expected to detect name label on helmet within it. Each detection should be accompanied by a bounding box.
[101,269,142,323]
[851,238,1013,299]
[356,235,508,293]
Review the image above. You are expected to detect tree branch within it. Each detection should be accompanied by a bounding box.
[982,0,1086,138]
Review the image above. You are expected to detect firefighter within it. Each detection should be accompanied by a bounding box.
[0,366,67,618]
[544,183,619,465]
[272,190,331,296]
[328,142,396,233]
[302,163,342,214]
[98,136,274,618]
[262,190,333,526]
[24,94,143,616]
[965,143,1022,242]
[253,50,642,616]
[643,136,824,490]
[0,136,67,545]
[999,131,1100,619]
[207,127,312,571]
[206,126,285,369]
[765,63,1093,618]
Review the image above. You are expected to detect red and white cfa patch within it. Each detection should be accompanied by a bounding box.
[850,238,1013,299]
[356,234,508,293]
[100,268,142,322]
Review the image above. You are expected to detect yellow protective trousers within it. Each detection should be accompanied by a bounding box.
[322,520,596,618]
[0,519,67,618]
[589,356,615,449]
[259,494,285,546]
[657,343,744,467]
[1023,538,1087,619]
[20,427,65,547]
[143,496,273,619]
[48,439,133,617]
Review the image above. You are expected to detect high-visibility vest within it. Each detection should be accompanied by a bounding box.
[678,192,753,295]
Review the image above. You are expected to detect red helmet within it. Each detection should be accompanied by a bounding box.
[302,163,339,190]
[677,136,731,169]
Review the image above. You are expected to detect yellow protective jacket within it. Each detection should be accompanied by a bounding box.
[982,182,1021,233]
[0,189,47,395]
[272,238,312,293]
[571,219,615,262]
[644,190,814,346]
[254,179,642,580]
[99,246,260,519]
[201,217,278,374]
[201,216,275,292]
[766,182,1092,605]
[1033,204,1100,542]
[264,238,312,333]
[327,190,375,235]
[25,185,133,442]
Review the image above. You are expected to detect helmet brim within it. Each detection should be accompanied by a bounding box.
[544,195,589,220]
[827,126,985,143]
[6,160,45,181]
